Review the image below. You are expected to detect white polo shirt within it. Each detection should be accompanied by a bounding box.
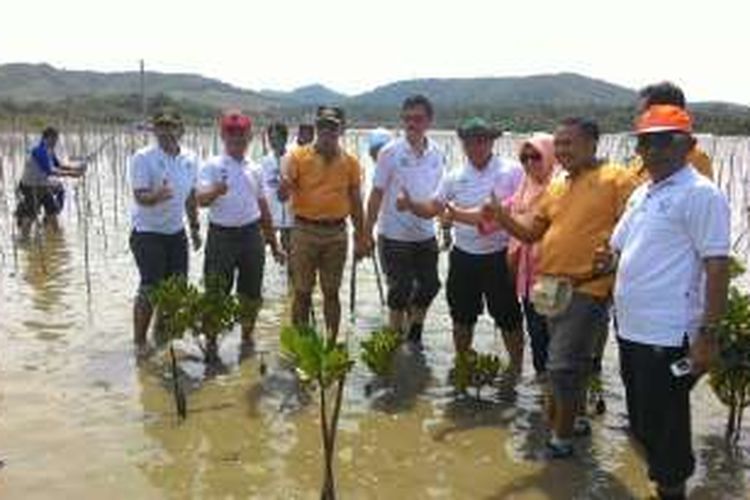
[130,145,198,234]
[438,155,523,255]
[199,154,264,227]
[611,166,730,347]
[373,137,445,242]
[260,152,293,229]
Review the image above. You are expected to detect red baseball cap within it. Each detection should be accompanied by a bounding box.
[220,110,252,133]
[635,105,693,134]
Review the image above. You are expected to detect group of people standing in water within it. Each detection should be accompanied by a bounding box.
[16,81,730,500]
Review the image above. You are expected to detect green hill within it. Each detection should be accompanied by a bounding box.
[1,63,749,134]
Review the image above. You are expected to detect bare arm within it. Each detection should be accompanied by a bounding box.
[447,204,483,226]
[702,257,730,326]
[690,256,730,374]
[491,205,549,244]
[258,197,283,260]
[133,184,172,206]
[349,185,365,236]
[404,196,444,219]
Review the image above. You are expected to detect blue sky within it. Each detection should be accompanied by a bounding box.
[2,0,747,104]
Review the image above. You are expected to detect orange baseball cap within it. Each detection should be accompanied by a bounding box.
[635,104,693,134]
[220,110,252,133]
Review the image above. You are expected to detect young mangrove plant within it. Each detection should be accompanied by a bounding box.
[149,274,241,418]
[280,324,354,500]
[710,257,750,442]
[451,350,503,400]
[360,328,402,393]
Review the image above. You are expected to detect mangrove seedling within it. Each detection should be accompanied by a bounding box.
[451,350,503,400]
[150,275,197,420]
[710,257,750,442]
[192,274,241,365]
[360,328,402,379]
[280,324,354,500]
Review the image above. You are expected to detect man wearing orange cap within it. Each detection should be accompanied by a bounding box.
[280,106,366,340]
[607,105,730,499]
[197,111,284,357]
[631,82,714,181]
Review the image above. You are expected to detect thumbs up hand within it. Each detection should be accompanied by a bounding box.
[155,178,174,202]
[395,187,412,212]
[481,191,501,222]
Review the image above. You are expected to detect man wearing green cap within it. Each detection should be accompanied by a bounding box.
[129,109,201,357]
[398,117,525,375]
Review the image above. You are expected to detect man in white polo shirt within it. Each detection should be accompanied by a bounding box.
[607,105,730,500]
[197,111,283,356]
[129,109,201,357]
[363,95,444,347]
[399,117,525,376]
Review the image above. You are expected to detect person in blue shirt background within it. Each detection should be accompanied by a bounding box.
[15,126,84,238]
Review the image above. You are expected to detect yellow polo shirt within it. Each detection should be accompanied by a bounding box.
[286,145,362,221]
[535,162,639,299]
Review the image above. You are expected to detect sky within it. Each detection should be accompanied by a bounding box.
[1,0,748,104]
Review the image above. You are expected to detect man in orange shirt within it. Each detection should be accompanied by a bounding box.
[280,106,367,340]
[483,117,637,458]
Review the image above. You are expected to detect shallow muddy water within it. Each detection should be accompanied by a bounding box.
[0,129,748,499]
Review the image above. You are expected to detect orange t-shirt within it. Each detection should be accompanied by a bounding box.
[535,162,639,299]
[286,145,362,220]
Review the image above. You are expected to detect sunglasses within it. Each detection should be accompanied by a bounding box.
[520,152,542,163]
[636,133,675,150]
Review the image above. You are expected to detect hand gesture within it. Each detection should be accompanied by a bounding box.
[689,330,718,376]
[395,188,412,212]
[214,174,229,197]
[593,244,615,275]
[481,192,500,221]
[155,178,174,202]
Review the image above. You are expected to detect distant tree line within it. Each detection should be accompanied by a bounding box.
[2,93,749,135]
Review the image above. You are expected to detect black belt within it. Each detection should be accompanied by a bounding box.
[209,221,259,232]
[295,216,346,227]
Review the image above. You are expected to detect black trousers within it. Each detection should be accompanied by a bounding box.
[618,336,696,486]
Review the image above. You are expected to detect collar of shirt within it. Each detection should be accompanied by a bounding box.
[645,165,692,195]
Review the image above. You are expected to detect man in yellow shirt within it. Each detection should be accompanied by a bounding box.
[483,117,638,458]
[280,106,367,340]
[631,82,714,181]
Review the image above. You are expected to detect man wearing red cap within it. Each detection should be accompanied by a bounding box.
[605,105,730,500]
[197,110,284,357]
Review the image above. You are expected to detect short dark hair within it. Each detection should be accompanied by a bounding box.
[402,94,434,119]
[559,117,600,142]
[41,126,59,141]
[639,81,686,109]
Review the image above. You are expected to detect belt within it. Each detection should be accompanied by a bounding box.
[209,221,259,232]
[295,216,346,227]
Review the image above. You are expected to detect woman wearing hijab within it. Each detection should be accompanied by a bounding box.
[505,133,557,377]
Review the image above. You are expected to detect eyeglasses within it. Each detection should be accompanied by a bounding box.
[520,152,542,163]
